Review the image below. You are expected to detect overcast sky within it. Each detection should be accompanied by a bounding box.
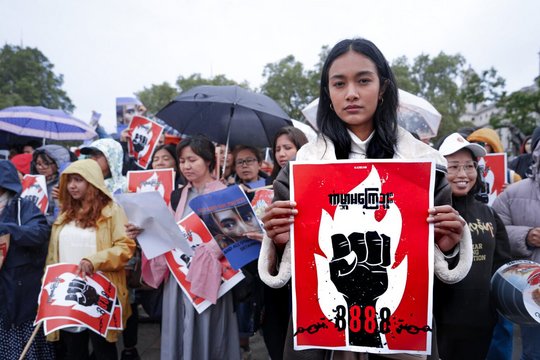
[2,0,539,133]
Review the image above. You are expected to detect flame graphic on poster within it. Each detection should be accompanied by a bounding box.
[314,165,407,348]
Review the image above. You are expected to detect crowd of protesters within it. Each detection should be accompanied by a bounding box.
[1,37,540,360]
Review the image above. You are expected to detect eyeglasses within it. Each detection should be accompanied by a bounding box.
[35,161,53,169]
[447,162,478,175]
[235,158,258,167]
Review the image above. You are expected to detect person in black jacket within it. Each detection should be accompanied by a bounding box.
[0,160,54,360]
[436,133,513,360]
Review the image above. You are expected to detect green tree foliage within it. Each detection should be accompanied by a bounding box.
[491,78,540,135]
[135,82,178,116]
[0,44,74,111]
[260,55,319,120]
[176,73,250,93]
[391,52,505,140]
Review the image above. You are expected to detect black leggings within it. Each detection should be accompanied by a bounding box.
[59,330,117,360]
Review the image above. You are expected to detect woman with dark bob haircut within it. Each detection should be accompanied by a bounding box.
[258,38,474,360]
[128,135,240,360]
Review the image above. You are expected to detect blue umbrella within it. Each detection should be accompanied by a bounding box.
[0,106,97,140]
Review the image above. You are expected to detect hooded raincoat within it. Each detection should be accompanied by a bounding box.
[467,128,521,183]
[46,159,135,343]
[82,139,127,195]
[0,160,54,359]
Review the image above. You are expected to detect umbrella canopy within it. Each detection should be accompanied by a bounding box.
[156,85,291,148]
[0,106,97,140]
[397,89,441,140]
[300,90,442,140]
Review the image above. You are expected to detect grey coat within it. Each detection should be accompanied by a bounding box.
[492,143,540,263]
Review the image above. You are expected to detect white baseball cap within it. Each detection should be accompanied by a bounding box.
[439,133,487,158]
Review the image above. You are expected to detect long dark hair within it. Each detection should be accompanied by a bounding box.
[270,126,309,179]
[318,38,399,159]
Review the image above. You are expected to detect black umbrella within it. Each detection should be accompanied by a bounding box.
[156,85,291,148]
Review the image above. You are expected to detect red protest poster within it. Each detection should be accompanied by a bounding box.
[21,174,49,214]
[127,169,175,206]
[43,299,123,335]
[36,263,118,337]
[127,116,164,169]
[479,153,506,206]
[290,160,435,354]
[165,213,244,313]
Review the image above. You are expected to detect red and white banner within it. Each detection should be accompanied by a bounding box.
[290,160,435,354]
[127,116,164,169]
[21,174,48,214]
[127,169,175,206]
[165,213,244,313]
[35,264,118,337]
[479,153,506,206]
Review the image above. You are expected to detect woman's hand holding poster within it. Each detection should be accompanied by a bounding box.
[290,160,435,355]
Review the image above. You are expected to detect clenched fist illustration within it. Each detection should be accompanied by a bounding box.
[330,231,391,347]
[65,279,112,312]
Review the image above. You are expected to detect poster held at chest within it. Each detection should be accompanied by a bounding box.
[127,168,175,206]
[290,160,435,354]
[189,185,263,269]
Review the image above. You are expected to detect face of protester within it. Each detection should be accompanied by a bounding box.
[213,206,260,240]
[23,145,34,154]
[152,148,176,171]
[525,138,532,154]
[328,51,383,140]
[35,154,58,180]
[179,146,211,184]
[218,145,233,168]
[275,135,298,168]
[445,149,478,197]
[89,151,111,178]
[67,174,89,200]
[235,149,261,183]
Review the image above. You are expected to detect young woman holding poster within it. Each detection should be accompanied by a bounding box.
[46,159,135,359]
[258,38,473,360]
[435,133,512,360]
[132,135,241,360]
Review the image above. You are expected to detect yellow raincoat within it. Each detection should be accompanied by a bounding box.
[46,159,135,343]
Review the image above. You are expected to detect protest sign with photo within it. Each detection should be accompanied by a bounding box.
[36,263,118,337]
[478,153,506,206]
[21,174,48,214]
[165,212,244,313]
[290,160,435,354]
[116,97,146,135]
[189,185,263,269]
[127,116,164,169]
[127,169,175,206]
